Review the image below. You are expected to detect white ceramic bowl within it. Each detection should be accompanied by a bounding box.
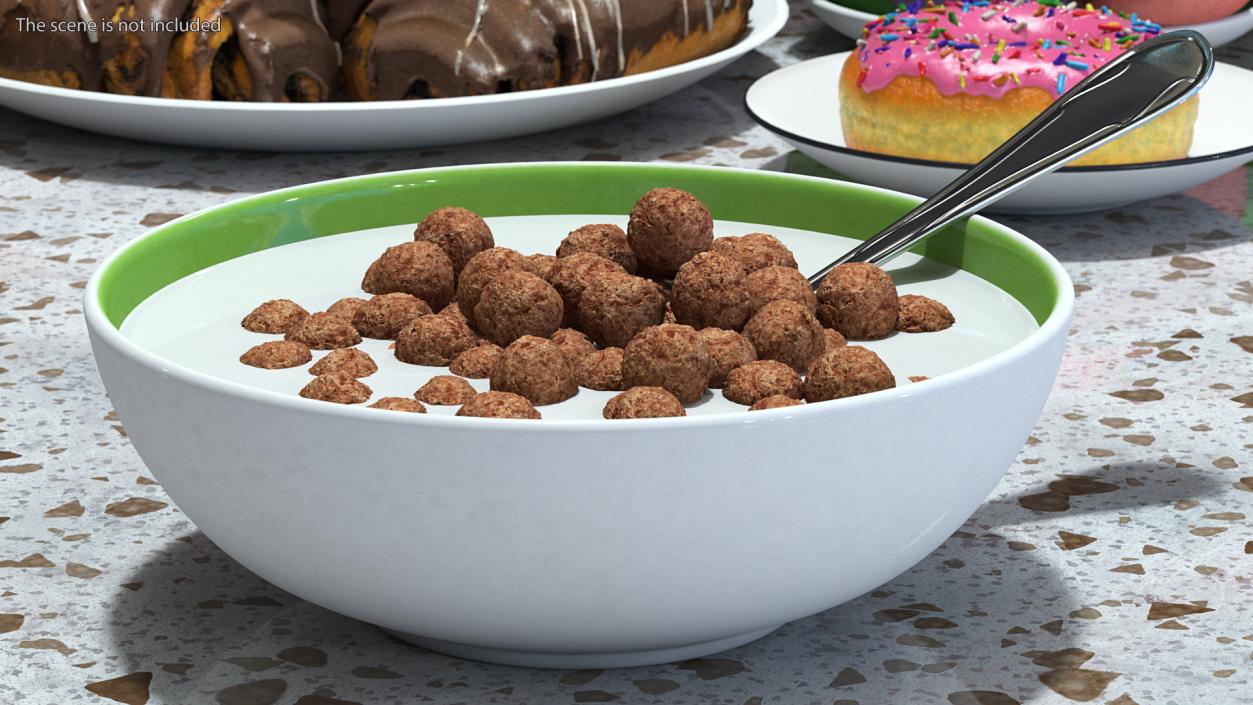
[85,163,1074,668]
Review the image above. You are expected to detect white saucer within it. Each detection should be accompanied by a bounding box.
[806,1,1253,49]
[0,0,786,152]
[746,52,1253,214]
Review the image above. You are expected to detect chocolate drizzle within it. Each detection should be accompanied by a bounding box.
[219,0,339,101]
[165,0,338,101]
[321,0,368,40]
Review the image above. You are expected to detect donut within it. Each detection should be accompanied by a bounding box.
[1104,1,1248,27]
[342,0,752,101]
[94,1,193,97]
[167,0,340,102]
[840,1,1199,166]
[0,0,101,90]
[0,0,753,102]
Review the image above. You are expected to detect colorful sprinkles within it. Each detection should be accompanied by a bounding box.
[856,0,1159,98]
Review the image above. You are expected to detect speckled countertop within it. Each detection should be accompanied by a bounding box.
[1,7,1251,705]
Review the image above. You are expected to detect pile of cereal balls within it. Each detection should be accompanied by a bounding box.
[238,190,954,419]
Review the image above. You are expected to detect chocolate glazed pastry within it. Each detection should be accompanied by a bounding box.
[0,0,102,90]
[168,0,338,101]
[89,0,191,96]
[321,0,368,41]
[342,0,751,101]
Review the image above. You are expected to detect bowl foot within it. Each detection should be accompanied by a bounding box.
[386,624,782,669]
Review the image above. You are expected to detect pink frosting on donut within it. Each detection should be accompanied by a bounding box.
[855,1,1162,99]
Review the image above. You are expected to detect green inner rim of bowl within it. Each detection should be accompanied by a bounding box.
[97,164,1061,327]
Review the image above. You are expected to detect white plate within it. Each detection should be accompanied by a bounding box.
[805,0,879,40]
[0,0,787,152]
[747,52,1253,214]
[121,213,1038,421]
[806,0,1253,48]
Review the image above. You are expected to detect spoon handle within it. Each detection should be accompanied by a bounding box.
[808,30,1214,285]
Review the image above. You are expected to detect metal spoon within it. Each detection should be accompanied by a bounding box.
[807,29,1214,287]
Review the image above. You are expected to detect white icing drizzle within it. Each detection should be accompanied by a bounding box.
[564,0,585,62]
[608,0,624,72]
[572,0,599,79]
[681,0,689,36]
[454,0,490,77]
[308,0,341,64]
[75,0,98,44]
[704,0,714,31]
[309,0,328,33]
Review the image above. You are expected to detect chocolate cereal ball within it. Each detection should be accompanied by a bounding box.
[551,328,596,368]
[456,391,541,419]
[742,300,826,373]
[395,314,478,366]
[414,207,494,275]
[627,188,713,276]
[545,252,625,326]
[805,346,895,403]
[896,294,955,333]
[456,247,527,318]
[490,336,578,405]
[723,360,804,406]
[473,270,564,347]
[522,253,558,280]
[603,387,686,419]
[240,340,311,369]
[816,263,898,340]
[362,241,455,310]
[370,397,427,413]
[711,233,798,272]
[823,327,848,352]
[416,375,478,405]
[449,343,503,379]
[558,223,637,273]
[671,251,753,331]
[242,299,309,334]
[299,373,371,404]
[749,394,804,411]
[621,323,710,404]
[309,348,377,378]
[438,300,469,324]
[698,328,757,388]
[746,265,816,314]
[285,311,362,350]
[325,296,368,322]
[578,273,667,348]
[575,347,624,391]
[352,292,433,339]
